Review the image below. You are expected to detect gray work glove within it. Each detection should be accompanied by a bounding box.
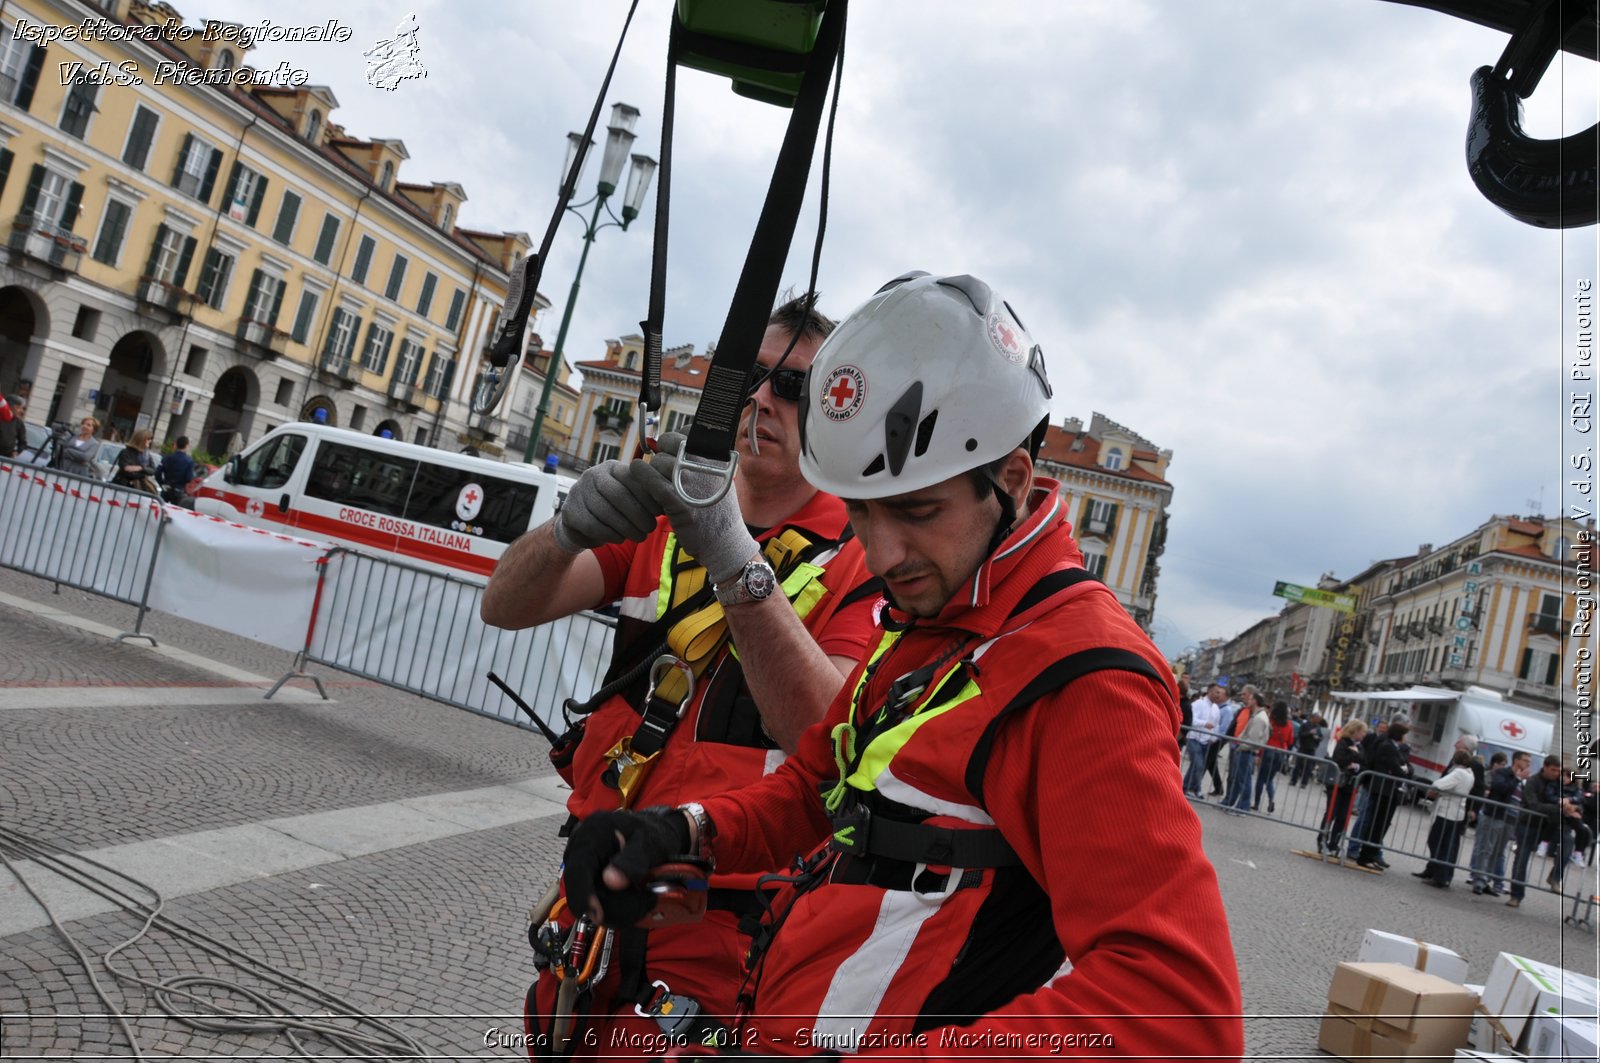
[630,432,758,584]
[551,459,662,554]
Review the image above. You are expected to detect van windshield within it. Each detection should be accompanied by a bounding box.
[305,440,539,543]
[238,433,307,489]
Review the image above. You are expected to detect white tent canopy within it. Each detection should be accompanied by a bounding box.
[1329,686,1461,702]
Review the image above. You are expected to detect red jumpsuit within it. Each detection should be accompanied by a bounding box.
[697,482,1244,1060]
[526,489,878,1057]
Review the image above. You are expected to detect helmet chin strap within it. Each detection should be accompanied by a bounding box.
[984,476,1017,558]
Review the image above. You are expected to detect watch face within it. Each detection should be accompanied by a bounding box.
[746,561,778,599]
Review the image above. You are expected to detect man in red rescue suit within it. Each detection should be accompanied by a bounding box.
[482,297,879,1056]
[562,272,1245,1059]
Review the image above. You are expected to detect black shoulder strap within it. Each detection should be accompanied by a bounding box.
[965,646,1167,805]
[1006,566,1099,620]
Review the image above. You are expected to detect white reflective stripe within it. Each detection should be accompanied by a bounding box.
[812,888,951,1052]
[1049,953,1075,981]
[618,593,657,622]
[994,496,1062,564]
[874,763,995,825]
[807,544,842,567]
[764,748,787,775]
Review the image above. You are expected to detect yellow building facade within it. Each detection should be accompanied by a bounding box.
[0,0,538,461]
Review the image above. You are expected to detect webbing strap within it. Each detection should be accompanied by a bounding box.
[637,14,681,415]
[682,0,848,463]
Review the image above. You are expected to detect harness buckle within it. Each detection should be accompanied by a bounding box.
[669,435,738,507]
[635,978,704,1037]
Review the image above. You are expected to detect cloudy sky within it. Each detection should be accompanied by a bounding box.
[201,0,1596,655]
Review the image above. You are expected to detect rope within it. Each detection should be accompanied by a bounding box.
[0,824,428,1059]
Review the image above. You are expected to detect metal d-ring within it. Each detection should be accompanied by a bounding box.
[669,435,738,507]
[647,655,696,717]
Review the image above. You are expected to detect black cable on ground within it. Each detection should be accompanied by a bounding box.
[0,824,429,1059]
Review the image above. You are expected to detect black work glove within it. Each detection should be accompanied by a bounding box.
[562,808,691,926]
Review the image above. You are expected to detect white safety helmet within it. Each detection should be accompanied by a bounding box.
[798,271,1053,499]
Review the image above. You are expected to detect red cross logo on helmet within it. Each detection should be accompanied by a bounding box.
[821,365,866,422]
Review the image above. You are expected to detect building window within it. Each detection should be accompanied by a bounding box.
[143,224,196,287]
[444,289,465,332]
[380,159,394,189]
[1518,647,1559,687]
[1084,498,1118,538]
[0,33,42,108]
[291,289,319,344]
[306,108,321,142]
[222,162,268,225]
[172,134,222,202]
[242,269,286,327]
[122,105,159,171]
[351,234,375,284]
[59,81,97,139]
[71,306,99,340]
[441,203,453,231]
[590,441,620,464]
[665,409,694,435]
[195,248,236,310]
[91,200,132,266]
[1104,446,1124,471]
[417,272,437,317]
[395,338,423,385]
[275,378,294,405]
[218,48,235,69]
[24,167,75,228]
[272,189,301,245]
[313,213,339,265]
[325,308,359,361]
[384,254,408,301]
[360,321,394,374]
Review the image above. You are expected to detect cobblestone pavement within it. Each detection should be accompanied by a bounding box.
[1,565,1595,1060]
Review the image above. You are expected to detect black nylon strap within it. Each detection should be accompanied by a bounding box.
[638,14,681,415]
[1007,566,1100,619]
[846,813,1022,869]
[965,647,1166,805]
[683,0,848,461]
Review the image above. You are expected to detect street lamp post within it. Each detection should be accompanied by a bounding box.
[523,103,657,465]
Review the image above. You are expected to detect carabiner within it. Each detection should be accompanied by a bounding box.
[647,654,696,714]
[669,435,738,508]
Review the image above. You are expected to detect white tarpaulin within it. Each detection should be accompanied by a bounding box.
[146,510,331,652]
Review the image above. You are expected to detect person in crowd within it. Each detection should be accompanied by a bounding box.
[55,416,101,478]
[1222,687,1267,813]
[1318,719,1368,856]
[1470,751,1528,897]
[1579,775,1599,867]
[481,297,880,1053]
[1348,719,1411,870]
[1415,749,1475,888]
[1204,687,1237,796]
[1508,755,1571,908]
[0,393,24,457]
[156,435,197,506]
[1253,701,1294,812]
[1183,682,1226,797]
[1291,713,1327,787]
[1177,676,1193,753]
[560,270,1244,1057]
[110,428,159,493]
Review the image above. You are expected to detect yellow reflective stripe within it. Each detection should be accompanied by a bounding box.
[845,676,982,791]
[655,533,678,619]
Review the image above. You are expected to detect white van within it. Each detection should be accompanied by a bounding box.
[1330,684,1554,782]
[193,424,572,581]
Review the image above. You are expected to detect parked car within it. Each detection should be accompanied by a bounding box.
[15,422,51,465]
[92,439,124,481]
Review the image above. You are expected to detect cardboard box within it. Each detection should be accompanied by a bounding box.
[1480,952,1600,1048]
[1527,1012,1599,1063]
[1358,928,1471,986]
[1320,962,1477,1061]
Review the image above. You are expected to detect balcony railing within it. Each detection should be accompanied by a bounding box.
[135,275,193,313]
[1085,517,1110,537]
[594,407,633,435]
[1426,617,1446,635]
[10,214,85,272]
[467,414,505,441]
[235,317,288,358]
[388,377,420,409]
[1390,626,1409,643]
[318,350,356,388]
[1407,620,1427,638]
[1528,611,1564,636]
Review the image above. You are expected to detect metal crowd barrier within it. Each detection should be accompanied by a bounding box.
[1179,725,1592,901]
[270,546,615,738]
[0,460,168,644]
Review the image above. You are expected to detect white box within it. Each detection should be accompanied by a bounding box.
[1480,952,1600,1049]
[1358,928,1471,986]
[1453,1051,1524,1061]
[1528,1012,1599,1063]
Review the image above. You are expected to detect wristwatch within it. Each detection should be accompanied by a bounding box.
[713,556,778,606]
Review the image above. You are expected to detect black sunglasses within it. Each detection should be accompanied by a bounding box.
[751,367,807,402]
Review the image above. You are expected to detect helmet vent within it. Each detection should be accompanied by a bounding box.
[913,410,938,457]
[884,381,923,476]
[935,274,991,316]
[862,454,886,477]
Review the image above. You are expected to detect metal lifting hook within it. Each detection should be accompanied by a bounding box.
[669,433,738,508]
